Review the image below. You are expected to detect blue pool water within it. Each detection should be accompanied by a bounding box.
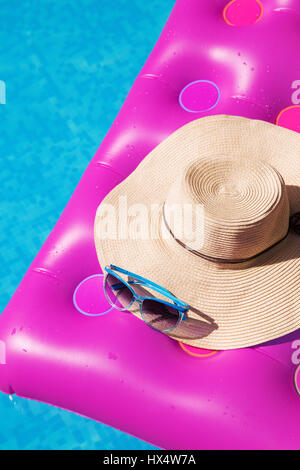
[0,0,174,450]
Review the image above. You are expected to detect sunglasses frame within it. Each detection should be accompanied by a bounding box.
[104,264,189,333]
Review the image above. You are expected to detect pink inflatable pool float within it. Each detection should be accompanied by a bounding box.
[1,0,300,449]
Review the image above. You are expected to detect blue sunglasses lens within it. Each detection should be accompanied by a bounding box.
[142,298,180,332]
[105,273,133,310]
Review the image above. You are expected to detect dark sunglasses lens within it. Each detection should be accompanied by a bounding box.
[142,299,180,332]
[105,273,133,309]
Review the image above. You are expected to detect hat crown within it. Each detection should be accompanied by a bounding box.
[164,156,290,262]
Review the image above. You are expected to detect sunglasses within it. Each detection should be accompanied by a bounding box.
[104,265,189,333]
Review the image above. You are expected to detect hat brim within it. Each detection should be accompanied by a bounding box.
[95,115,300,350]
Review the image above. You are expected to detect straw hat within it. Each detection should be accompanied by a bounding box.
[94,115,300,350]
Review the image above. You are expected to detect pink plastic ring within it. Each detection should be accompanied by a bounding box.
[179,342,220,358]
[179,80,220,113]
[223,0,263,27]
[73,274,113,317]
[276,105,300,133]
[294,364,300,396]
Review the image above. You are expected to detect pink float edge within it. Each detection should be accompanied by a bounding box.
[0,0,300,449]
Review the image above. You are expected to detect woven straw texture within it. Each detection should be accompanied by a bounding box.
[95,115,300,350]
